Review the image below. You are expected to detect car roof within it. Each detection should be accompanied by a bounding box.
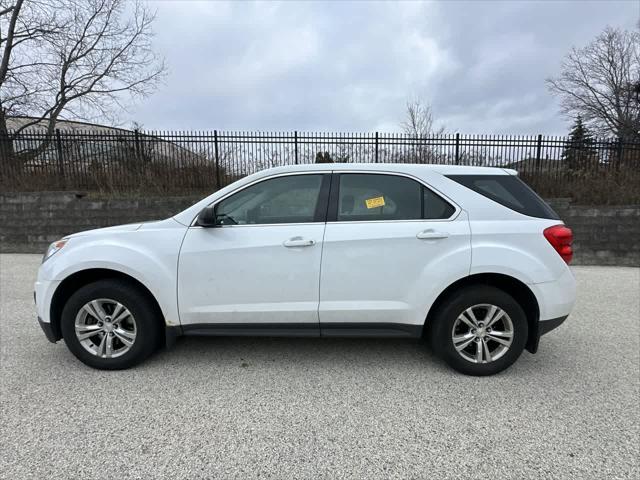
[258,163,516,176]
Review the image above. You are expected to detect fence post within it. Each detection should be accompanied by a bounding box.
[616,136,624,170]
[294,131,298,165]
[455,133,460,165]
[535,134,543,174]
[214,130,221,188]
[375,132,379,163]
[55,129,65,187]
[134,129,141,160]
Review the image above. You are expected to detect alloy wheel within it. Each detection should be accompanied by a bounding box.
[451,304,514,364]
[74,298,137,358]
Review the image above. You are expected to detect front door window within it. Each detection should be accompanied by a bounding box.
[215,174,325,225]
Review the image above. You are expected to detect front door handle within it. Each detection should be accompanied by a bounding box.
[416,229,449,240]
[283,236,316,248]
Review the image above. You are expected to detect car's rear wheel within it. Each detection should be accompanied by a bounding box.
[60,279,160,370]
[431,286,528,376]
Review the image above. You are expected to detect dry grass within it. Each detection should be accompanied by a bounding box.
[2,163,639,205]
[523,169,640,205]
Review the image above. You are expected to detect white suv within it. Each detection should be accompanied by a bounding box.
[35,164,575,375]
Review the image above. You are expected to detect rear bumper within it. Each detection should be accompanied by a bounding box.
[527,314,568,354]
[525,266,574,354]
[538,315,568,336]
[529,267,576,321]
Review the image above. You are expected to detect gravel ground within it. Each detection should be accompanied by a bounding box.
[0,254,638,479]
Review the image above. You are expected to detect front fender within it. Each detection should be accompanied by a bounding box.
[39,225,186,326]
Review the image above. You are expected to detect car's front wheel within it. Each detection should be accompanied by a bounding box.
[60,279,160,370]
[431,286,528,376]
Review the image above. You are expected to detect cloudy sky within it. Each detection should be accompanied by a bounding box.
[128,0,638,135]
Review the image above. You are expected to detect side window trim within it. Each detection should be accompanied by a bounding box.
[327,171,459,223]
[313,173,332,222]
[326,172,340,223]
[191,172,332,227]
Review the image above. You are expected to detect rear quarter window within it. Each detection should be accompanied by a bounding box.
[446,174,559,220]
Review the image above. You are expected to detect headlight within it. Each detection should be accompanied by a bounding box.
[43,239,68,263]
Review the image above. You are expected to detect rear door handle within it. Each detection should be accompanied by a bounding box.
[283,236,315,247]
[416,229,449,240]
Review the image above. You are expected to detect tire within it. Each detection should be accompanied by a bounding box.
[60,279,160,370]
[431,286,528,376]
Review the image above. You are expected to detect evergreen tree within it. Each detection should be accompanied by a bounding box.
[562,116,596,170]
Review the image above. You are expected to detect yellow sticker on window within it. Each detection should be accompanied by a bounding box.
[365,196,385,209]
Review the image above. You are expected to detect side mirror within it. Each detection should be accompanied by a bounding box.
[196,205,217,227]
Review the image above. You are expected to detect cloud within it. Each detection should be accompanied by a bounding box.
[129,0,638,135]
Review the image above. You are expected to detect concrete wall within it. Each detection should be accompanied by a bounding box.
[547,199,639,267]
[1,192,638,266]
[0,192,201,255]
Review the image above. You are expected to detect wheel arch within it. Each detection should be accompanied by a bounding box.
[424,273,541,353]
[49,268,167,345]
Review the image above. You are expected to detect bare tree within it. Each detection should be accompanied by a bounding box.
[547,26,640,141]
[0,0,165,166]
[401,98,444,163]
[401,98,444,138]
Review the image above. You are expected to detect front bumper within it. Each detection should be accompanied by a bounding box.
[37,316,59,343]
[35,279,60,324]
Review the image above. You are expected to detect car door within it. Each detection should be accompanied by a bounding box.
[178,172,331,334]
[319,172,471,336]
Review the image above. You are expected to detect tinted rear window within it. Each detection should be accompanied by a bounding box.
[446,174,559,219]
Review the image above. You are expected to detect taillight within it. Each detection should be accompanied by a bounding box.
[544,225,573,264]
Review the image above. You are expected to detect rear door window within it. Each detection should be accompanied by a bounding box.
[336,173,455,222]
[446,174,559,219]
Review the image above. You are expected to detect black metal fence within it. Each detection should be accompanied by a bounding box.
[1,129,639,204]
